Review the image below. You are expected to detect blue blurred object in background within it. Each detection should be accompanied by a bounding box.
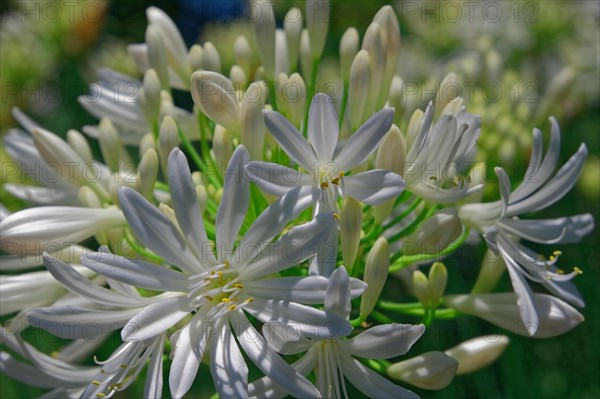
[178,0,246,45]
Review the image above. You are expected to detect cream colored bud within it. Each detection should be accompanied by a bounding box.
[427,262,447,308]
[140,133,156,159]
[374,124,406,223]
[213,125,233,174]
[138,148,159,200]
[284,7,302,71]
[362,23,385,112]
[373,5,401,103]
[441,97,465,115]
[109,171,137,205]
[196,185,208,214]
[191,71,241,134]
[340,197,362,273]
[275,73,292,117]
[188,44,203,72]
[214,187,223,203]
[146,6,189,82]
[299,29,312,83]
[305,0,329,59]
[275,29,290,76]
[471,249,506,294]
[388,351,458,390]
[98,118,122,172]
[348,50,370,130]
[159,90,176,119]
[159,203,178,229]
[145,24,169,89]
[202,42,221,72]
[233,36,252,76]
[403,210,462,256]
[191,171,203,186]
[360,237,389,319]
[66,129,93,164]
[230,65,247,88]
[412,270,429,305]
[388,76,404,123]
[435,73,460,119]
[250,0,276,80]
[444,293,584,338]
[78,186,102,208]
[445,335,509,375]
[340,27,359,83]
[241,82,267,160]
[254,66,266,82]
[406,109,424,150]
[287,73,307,127]
[140,69,161,125]
[159,116,180,175]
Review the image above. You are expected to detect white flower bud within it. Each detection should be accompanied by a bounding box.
[287,73,307,127]
[98,118,125,172]
[305,0,329,59]
[230,65,247,88]
[66,129,93,164]
[360,237,389,319]
[403,209,462,256]
[340,27,359,83]
[140,132,156,159]
[445,335,509,375]
[138,148,159,200]
[388,76,404,123]
[406,109,424,150]
[435,73,460,119]
[140,69,161,125]
[146,6,189,83]
[108,171,137,205]
[213,125,233,175]
[202,42,221,72]
[159,90,176,119]
[275,73,292,118]
[78,185,102,208]
[471,249,506,294]
[444,293,585,338]
[196,185,208,214]
[233,36,252,77]
[362,23,385,112]
[159,116,180,175]
[127,43,150,73]
[299,29,312,82]
[412,270,429,305]
[250,0,276,80]
[241,82,267,160]
[388,351,458,390]
[374,124,406,223]
[188,44,203,72]
[275,29,290,76]
[33,128,88,186]
[428,262,447,308]
[191,71,241,134]
[254,66,266,82]
[284,7,302,71]
[373,5,401,103]
[145,24,169,90]
[340,197,362,273]
[348,50,370,130]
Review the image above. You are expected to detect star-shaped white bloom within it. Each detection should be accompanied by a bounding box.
[458,118,594,334]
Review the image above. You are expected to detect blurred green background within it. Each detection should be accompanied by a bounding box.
[1,0,598,398]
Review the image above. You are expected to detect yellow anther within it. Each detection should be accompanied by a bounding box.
[320,182,329,189]
[96,394,106,398]
[120,364,128,369]
[573,267,583,275]
[218,271,223,280]
[557,269,565,275]
[331,177,340,185]
[222,298,231,303]
[100,369,106,374]
[244,298,254,303]
[227,304,237,311]
[545,275,553,280]
[429,176,438,181]
[553,250,562,256]
[224,260,229,269]
[204,295,213,301]
[233,283,244,289]
[549,256,555,261]
[210,270,216,275]
[333,213,340,220]
[92,380,101,386]
[340,172,345,177]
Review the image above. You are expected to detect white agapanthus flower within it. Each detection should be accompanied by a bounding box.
[249,267,425,399]
[458,118,593,334]
[63,146,365,398]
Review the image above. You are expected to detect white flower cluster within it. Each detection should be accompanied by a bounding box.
[0,2,593,398]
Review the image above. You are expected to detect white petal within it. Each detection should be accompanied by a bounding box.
[344,324,425,359]
[144,334,165,399]
[499,214,594,245]
[81,251,188,292]
[342,170,405,205]
[0,352,84,388]
[245,161,314,197]
[324,266,352,319]
[169,313,207,399]
[191,71,241,133]
[230,311,321,399]
[216,145,250,261]
[122,296,191,341]
[334,108,395,172]
[263,110,318,170]
[308,93,339,162]
[168,148,217,266]
[210,321,248,399]
[119,187,200,272]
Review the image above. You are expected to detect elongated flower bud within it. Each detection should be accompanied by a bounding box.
[406,108,424,150]
[191,71,241,134]
[202,42,221,72]
[188,44,203,72]
[299,29,312,82]
[145,24,169,89]
[78,186,108,245]
[340,27,359,83]
[196,184,208,214]
[98,118,124,173]
[373,5,401,104]
[305,0,329,59]
[159,116,180,176]
[250,0,276,80]
[471,249,506,294]
[435,73,460,119]
[213,125,233,175]
[362,23,385,113]
[140,69,161,126]
[375,124,406,223]
[288,73,307,127]
[140,133,156,159]
[66,129,93,164]
[146,6,189,83]
[412,270,429,305]
[275,29,290,76]
[360,237,389,319]
[388,75,404,123]
[388,351,458,390]
[428,262,447,308]
[241,82,267,160]
[230,65,247,89]
[233,36,252,77]
[348,50,370,130]
[402,209,462,255]
[445,335,509,375]
[284,7,302,71]
[340,197,362,273]
[444,293,584,338]
[138,148,159,200]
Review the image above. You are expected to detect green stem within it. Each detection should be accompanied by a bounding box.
[268,80,279,112]
[381,197,423,232]
[338,80,349,127]
[387,205,432,243]
[378,301,423,311]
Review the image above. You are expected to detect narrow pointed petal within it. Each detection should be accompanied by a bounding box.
[210,321,249,399]
[263,110,318,170]
[144,334,165,399]
[343,324,425,359]
[324,266,352,319]
[342,170,405,205]
[308,93,339,162]
[122,296,191,341]
[170,314,207,399]
[245,161,314,197]
[499,214,594,245]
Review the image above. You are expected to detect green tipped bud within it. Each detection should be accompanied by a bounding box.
[138,148,159,200]
[284,7,302,71]
[230,65,247,88]
[305,0,329,59]
[196,185,208,214]
[188,44,203,72]
[98,118,123,172]
[140,69,162,125]
[388,351,458,390]
[145,24,169,90]
[66,129,93,164]
[403,210,462,256]
[213,125,233,175]
[140,133,156,159]
[158,116,180,176]
[348,50,371,130]
[340,197,362,273]
[340,27,359,83]
[406,108,424,150]
[412,270,429,305]
[233,35,252,77]
[445,335,509,375]
[299,29,312,83]
[288,73,307,128]
[202,42,221,72]
[388,76,404,123]
[241,82,267,160]
[428,262,447,308]
[360,237,389,319]
[374,124,406,224]
[471,249,506,294]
